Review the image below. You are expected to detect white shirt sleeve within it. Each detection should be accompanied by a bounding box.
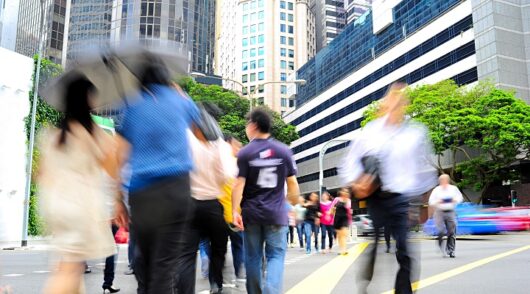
[428,187,440,206]
[339,136,366,186]
[453,186,463,203]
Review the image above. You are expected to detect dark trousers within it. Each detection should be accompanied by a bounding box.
[193,199,228,290]
[287,226,295,244]
[103,225,119,288]
[295,222,304,248]
[360,196,413,294]
[229,230,244,278]
[129,175,196,294]
[128,225,136,269]
[320,224,334,250]
[435,210,456,254]
[384,224,391,250]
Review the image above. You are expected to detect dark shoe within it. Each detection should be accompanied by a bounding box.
[210,287,223,294]
[84,267,91,274]
[102,285,120,293]
[449,252,455,258]
[124,268,134,275]
[386,247,390,253]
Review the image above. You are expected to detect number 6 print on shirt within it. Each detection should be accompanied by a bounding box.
[257,167,278,188]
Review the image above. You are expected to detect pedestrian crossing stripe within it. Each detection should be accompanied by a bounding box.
[285,242,369,294]
[381,244,530,294]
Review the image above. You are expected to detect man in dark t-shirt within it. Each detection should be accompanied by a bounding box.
[232,108,300,294]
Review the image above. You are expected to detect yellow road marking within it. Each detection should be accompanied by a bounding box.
[286,242,369,294]
[381,244,530,294]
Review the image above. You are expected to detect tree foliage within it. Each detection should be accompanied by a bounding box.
[363,80,530,199]
[180,77,299,145]
[24,55,63,235]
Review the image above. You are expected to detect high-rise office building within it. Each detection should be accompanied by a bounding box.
[214,0,240,92]
[109,0,215,74]
[15,0,67,64]
[0,0,21,50]
[63,0,113,68]
[237,0,316,113]
[344,0,372,24]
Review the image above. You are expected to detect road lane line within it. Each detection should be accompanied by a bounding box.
[2,274,23,277]
[285,242,369,294]
[381,244,530,294]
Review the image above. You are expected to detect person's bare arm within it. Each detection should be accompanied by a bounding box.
[113,134,130,229]
[232,177,246,230]
[286,176,300,205]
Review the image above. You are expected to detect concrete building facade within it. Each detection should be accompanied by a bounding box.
[0,0,21,50]
[213,0,240,92]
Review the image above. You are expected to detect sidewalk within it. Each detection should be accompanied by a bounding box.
[1,236,51,251]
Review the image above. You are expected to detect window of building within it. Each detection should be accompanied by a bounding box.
[258,11,264,20]
[257,97,264,105]
[280,36,286,44]
[258,85,265,93]
[243,26,248,35]
[250,86,256,93]
[258,0,264,8]
[251,12,256,21]
[280,73,287,81]
[250,48,256,57]
[288,25,294,34]
[288,37,294,45]
[280,24,286,32]
[258,34,265,44]
[280,48,287,57]
[288,61,294,70]
[250,60,256,69]
[258,47,265,56]
[281,85,287,94]
[243,3,248,11]
[280,60,287,69]
[280,1,286,9]
[288,2,293,10]
[243,50,248,59]
[250,36,256,45]
[250,24,256,33]
[250,73,256,82]
[258,72,265,81]
[242,74,248,83]
[288,49,294,58]
[250,0,256,9]
[288,13,293,22]
[258,23,265,32]
[242,87,248,95]
[243,14,248,23]
[242,38,248,47]
[258,59,265,68]
[280,12,286,21]
[242,62,248,71]
[281,98,288,107]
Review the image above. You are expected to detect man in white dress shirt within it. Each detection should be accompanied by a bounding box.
[429,174,463,258]
[340,82,437,294]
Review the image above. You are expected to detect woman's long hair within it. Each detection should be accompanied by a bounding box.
[58,75,96,146]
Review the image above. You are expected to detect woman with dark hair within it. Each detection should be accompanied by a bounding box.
[38,75,124,294]
[115,62,201,293]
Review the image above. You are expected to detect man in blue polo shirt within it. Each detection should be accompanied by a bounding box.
[232,108,300,294]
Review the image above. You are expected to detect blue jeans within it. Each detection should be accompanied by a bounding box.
[295,222,305,248]
[320,224,334,250]
[199,238,210,278]
[244,224,288,294]
[229,230,245,278]
[304,221,319,252]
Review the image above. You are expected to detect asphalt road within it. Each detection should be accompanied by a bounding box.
[1,233,529,293]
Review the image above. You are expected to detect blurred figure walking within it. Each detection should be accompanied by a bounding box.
[38,76,125,294]
[115,61,200,294]
[293,196,307,249]
[102,225,121,293]
[320,191,335,253]
[232,108,300,294]
[340,82,437,294]
[303,193,321,254]
[332,188,352,256]
[429,174,463,258]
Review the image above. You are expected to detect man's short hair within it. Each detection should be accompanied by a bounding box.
[247,108,272,134]
[223,133,234,143]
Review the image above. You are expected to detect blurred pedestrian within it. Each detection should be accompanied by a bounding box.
[114,61,200,294]
[102,225,121,293]
[340,82,437,294]
[287,203,296,248]
[303,193,321,254]
[429,174,463,258]
[38,76,125,294]
[384,224,392,253]
[320,191,335,253]
[293,196,307,249]
[232,108,300,294]
[198,238,210,279]
[332,188,352,256]
[187,123,235,293]
[217,134,245,281]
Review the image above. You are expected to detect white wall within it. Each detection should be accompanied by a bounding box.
[0,0,21,50]
[0,48,33,243]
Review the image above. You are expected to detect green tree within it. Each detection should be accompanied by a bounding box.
[24,55,63,235]
[363,80,530,201]
[180,78,299,145]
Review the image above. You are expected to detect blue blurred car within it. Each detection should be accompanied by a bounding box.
[423,203,502,235]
